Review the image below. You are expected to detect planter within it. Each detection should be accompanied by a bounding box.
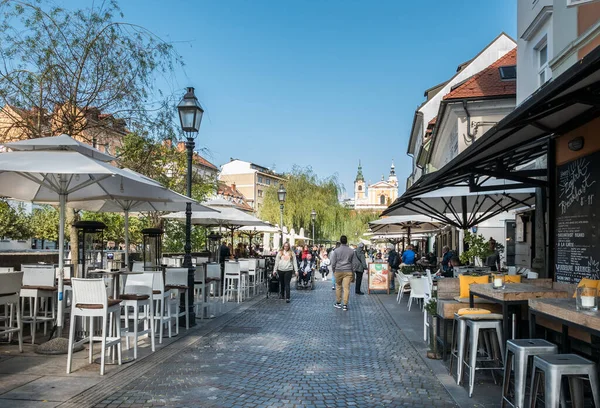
[427,315,442,360]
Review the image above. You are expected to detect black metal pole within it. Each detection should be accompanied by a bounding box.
[280,204,284,248]
[183,136,196,325]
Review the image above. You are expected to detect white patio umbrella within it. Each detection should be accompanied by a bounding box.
[66,171,216,268]
[369,215,444,239]
[0,149,177,330]
[4,133,114,161]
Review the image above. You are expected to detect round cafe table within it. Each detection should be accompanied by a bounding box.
[88,269,143,364]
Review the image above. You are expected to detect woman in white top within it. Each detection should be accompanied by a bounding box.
[274,242,298,303]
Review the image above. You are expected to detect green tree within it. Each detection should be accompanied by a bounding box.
[0,199,31,240]
[30,205,59,247]
[259,166,379,243]
[0,0,182,139]
[80,211,150,247]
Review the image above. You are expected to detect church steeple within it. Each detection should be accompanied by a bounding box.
[389,160,396,177]
[388,160,398,186]
[355,160,364,182]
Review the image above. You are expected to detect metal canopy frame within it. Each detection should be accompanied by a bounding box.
[386,44,600,216]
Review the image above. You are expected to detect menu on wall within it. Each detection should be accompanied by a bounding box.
[555,151,600,283]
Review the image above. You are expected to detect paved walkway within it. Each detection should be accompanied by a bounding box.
[67,279,457,408]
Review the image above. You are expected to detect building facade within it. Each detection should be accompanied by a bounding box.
[218,159,286,211]
[354,161,399,211]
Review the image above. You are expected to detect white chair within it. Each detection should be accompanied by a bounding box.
[0,267,14,273]
[257,258,266,287]
[67,278,122,375]
[151,271,173,344]
[0,272,24,352]
[120,272,155,359]
[396,271,411,304]
[223,262,242,303]
[425,269,434,289]
[206,263,222,298]
[238,259,250,300]
[423,281,433,342]
[20,265,56,344]
[247,259,259,295]
[165,268,189,333]
[407,277,428,311]
[131,261,144,272]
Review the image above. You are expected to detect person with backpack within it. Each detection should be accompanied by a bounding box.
[387,245,400,292]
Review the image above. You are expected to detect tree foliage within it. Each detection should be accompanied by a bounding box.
[259,166,379,243]
[80,211,149,246]
[0,0,182,139]
[0,199,31,240]
[30,204,58,244]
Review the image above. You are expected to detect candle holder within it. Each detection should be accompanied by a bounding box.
[576,287,598,311]
[492,272,505,290]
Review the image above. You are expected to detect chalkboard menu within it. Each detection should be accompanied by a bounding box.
[555,151,600,283]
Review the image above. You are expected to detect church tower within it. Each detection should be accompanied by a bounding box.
[354,160,365,202]
[388,160,398,187]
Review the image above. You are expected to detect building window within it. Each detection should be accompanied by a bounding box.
[258,176,263,183]
[537,40,549,85]
[266,178,271,185]
[358,185,362,191]
[258,189,263,198]
[380,195,386,205]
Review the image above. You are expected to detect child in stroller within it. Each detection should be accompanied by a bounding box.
[297,253,315,289]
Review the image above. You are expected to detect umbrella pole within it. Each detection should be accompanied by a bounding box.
[57,191,66,333]
[124,210,130,270]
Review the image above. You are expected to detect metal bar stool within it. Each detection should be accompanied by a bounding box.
[530,354,599,408]
[449,308,492,385]
[501,339,557,408]
[463,314,505,397]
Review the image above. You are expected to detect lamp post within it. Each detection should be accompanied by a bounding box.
[278,184,286,248]
[177,87,204,326]
[311,209,316,244]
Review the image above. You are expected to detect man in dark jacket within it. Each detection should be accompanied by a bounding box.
[354,242,368,295]
[387,245,399,291]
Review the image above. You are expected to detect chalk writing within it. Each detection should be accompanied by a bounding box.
[558,158,596,215]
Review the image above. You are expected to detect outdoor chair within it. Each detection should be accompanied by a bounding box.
[257,258,266,287]
[165,268,189,333]
[193,264,210,318]
[247,259,259,295]
[0,267,14,273]
[206,263,222,298]
[396,271,411,304]
[20,265,56,344]
[151,270,174,344]
[407,276,428,311]
[223,261,242,303]
[131,261,144,272]
[238,259,250,300]
[0,272,24,352]
[67,278,122,376]
[120,272,155,359]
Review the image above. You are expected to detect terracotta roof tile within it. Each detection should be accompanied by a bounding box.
[428,116,437,126]
[193,154,218,170]
[443,48,517,100]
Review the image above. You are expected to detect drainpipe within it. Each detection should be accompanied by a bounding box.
[462,100,475,141]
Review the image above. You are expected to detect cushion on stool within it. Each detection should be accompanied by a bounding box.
[457,308,491,316]
[461,313,503,320]
[75,299,122,309]
[120,294,150,301]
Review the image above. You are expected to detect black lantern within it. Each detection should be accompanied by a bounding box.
[74,220,106,278]
[311,209,316,221]
[278,184,287,203]
[142,228,163,270]
[177,87,204,133]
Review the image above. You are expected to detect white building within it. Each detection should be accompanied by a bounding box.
[354,161,399,211]
[406,33,517,188]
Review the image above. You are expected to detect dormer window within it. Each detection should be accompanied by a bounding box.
[499,65,516,80]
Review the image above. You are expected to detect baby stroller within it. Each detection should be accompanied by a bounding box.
[296,258,315,290]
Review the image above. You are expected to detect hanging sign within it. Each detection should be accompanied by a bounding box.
[368,262,390,294]
[555,151,600,283]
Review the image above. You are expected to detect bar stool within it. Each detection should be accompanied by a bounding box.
[529,354,599,408]
[223,262,242,303]
[449,308,491,385]
[463,314,505,397]
[501,339,557,408]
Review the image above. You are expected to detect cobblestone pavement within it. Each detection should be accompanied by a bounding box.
[83,279,457,408]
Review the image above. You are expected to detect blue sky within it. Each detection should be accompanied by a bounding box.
[69,0,516,197]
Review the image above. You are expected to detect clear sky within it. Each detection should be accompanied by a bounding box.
[68,0,517,197]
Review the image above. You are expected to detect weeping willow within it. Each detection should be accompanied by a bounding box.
[259,166,379,243]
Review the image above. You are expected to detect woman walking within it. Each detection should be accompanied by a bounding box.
[274,242,298,303]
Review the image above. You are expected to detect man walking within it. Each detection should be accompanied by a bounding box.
[354,242,368,295]
[330,235,355,311]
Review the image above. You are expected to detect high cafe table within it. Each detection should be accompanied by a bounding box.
[469,283,569,345]
[529,298,600,361]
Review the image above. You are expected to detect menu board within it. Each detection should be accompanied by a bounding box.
[368,262,390,294]
[555,151,600,283]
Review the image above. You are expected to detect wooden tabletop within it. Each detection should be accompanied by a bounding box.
[529,298,600,333]
[469,283,568,302]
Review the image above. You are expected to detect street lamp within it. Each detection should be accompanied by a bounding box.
[177,87,204,325]
[311,209,316,244]
[278,184,286,248]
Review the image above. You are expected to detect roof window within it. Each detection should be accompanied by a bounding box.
[499,65,517,80]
